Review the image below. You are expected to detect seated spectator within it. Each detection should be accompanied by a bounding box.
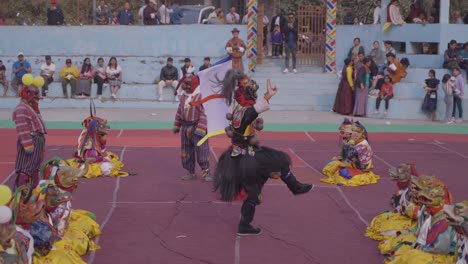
[386,53,407,84]
[158,57,179,101]
[59,59,79,98]
[343,8,354,25]
[444,39,460,69]
[111,11,118,25]
[453,11,464,24]
[199,57,211,72]
[413,12,428,25]
[106,57,122,99]
[384,41,396,57]
[170,1,183,24]
[347,37,364,61]
[458,42,468,82]
[94,58,106,100]
[95,0,112,25]
[144,0,159,25]
[208,8,220,20]
[77,58,94,98]
[406,2,424,23]
[40,55,55,97]
[159,0,173,25]
[0,60,8,96]
[370,41,385,72]
[389,0,405,25]
[47,0,65,25]
[117,2,134,25]
[373,0,381,24]
[374,75,393,115]
[226,6,240,24]
[353,16,362,25]
[12,52,32,97]
[181,58,194,77]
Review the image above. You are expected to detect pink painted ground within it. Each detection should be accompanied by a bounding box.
[1,129,468,264]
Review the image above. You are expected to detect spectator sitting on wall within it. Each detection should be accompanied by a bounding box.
[353,16,363,25]
[373,0,381,24]
[12,52,32,97]
[40,55,55,97]
[199,57,211,72]
[226,6,240,24]
[117,2,135,25]
[406,2,424,23]
[384,41,396,57]
[0,60,9,96]
[95,0,112,25]
[382,0,405,32]
[47,0,65,25]
[413,12,428,25]
[347,37,365,61]
[386,53,407,84]
[444,39,460,70]
[170,1,183,24]
[458,42,468,82]
[159,0,173,25]
[144,0,159,25]
[453,11,464,24]
[138,0,149,25]
[343,8,354,25]
[158,57,179,102]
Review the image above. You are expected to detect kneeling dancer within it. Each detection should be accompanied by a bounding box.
[213,70,313,236]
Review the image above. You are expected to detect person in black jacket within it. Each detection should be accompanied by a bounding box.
[283,13,298,73]
[270,9,287,56]
[158,57,179,101]
[47,0,65,25]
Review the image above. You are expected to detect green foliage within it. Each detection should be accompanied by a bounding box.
[280,0,323,14]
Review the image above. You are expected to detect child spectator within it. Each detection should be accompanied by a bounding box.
[421,69,440,121]
[106,57,122,99]
[441,74,455,124]
[452,68,464,123]
[374,75,393,115]
[0,60,8,96]
[271,24,283,58]
[94,58,106,100]
[172,75,211,182]
[77,58,94,98]
[111,11,118,25]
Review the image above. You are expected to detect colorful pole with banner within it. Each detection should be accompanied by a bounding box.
[325,0,337,73]
[247,0,258,73]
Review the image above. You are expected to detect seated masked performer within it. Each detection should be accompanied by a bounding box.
[67,103,128,178]
[213,70,313,236]
[321,118,380,186]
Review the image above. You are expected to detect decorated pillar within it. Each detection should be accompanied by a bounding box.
[247,0,258,72]
[325,0,337,73]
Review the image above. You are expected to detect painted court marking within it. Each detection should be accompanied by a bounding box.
[88,146,126,264]
[432,141,468,160]
[304,131,316,142]
[116,129,124,138]
[1,170,16,185]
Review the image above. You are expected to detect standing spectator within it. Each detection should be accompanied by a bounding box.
[59,59,79,98]
[271,10,286,55]
[106,57,122,99]
[12,85,46,188]
[12,52,32,97]
[458,42,468,82]
[384,41,396,56]
[172,74,211,181]
[343,8,354,25]
[389,0,405,26]
[40,55,55,97]
[452,68,464,123]
[347,37,365,61]
[47,0,65,25]
[0,60,8,96]
[374,75,393,115]
[158,57,179,101]
[421,69,440,121]
[226,6,240,24]
[271,24,283,58]
[225,28,247,71]
[170,1,183,24]
[373,0,381,24]
[406,2,424,23]
[111,11,118,25]
[94,58,106,100]
[441,74,455,124]
[217,9,225,24]
[332,58,354,115]
[370,41,385,72]
[354,52,365,73]
[443,40,460,69]
[453,11,464,24]
[138,0,149,25]
[77,58,94,98]
[353,57,371,117]
[144,0,159,25]
[386,53,407,83]
[198,57,211,72]
[95,0,112,25]
[283,13,298,74]
[158,0,173,25]
[117,2,134,25]
[353,16,362,25]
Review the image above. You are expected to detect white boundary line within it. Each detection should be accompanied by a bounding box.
[209,146,219,162]
[0,162,15,165]
[234,235,241,264]
[116,129,124,138]
[432,141,468,160]
[88,146,126,264]
[373,154,393,168]
[1,170,16,185]
[304,131,316,142]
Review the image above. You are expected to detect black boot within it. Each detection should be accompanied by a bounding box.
[281,172,313,195]
[237,200,262,236]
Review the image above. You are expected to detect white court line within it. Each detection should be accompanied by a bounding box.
[373,154,393,168]
[432,141,468,160]
[116,129,124,138]
[0,162,15,164]
[304,131,316,142]
[1,170,16,185]
[234,235,241,264]
[88,146,126,264]
[209,146,219,162]
[288,147,370,227]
